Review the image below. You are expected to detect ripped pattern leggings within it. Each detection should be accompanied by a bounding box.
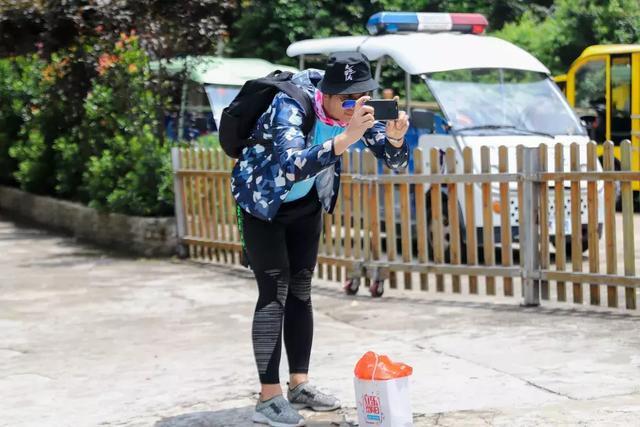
[239,188,322,384]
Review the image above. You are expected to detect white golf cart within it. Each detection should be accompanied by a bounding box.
[287,11,603,256]
[153,56,298,141]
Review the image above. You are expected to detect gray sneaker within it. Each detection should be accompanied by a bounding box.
[252,395,305,427]
[287,382,341,412]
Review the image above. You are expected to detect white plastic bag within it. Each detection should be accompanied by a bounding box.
[353,352,413,426]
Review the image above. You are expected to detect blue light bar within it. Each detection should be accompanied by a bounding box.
[367,12,488,35]
[367,12,420,35]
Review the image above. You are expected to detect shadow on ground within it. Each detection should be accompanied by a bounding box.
[154,406,254,427]
[154,406,352,427]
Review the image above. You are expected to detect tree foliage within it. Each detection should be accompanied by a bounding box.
[227,0,555,65]
[228,0,639,75]
[0,1,238,215]
[0,0,236,58]
[495,0,640,74]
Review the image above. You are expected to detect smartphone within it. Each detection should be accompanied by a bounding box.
[365,99,399,121]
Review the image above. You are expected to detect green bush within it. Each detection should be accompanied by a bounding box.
[84,128,173,216]
[78,33,174,216]
[0,55,45,186]
[9,126,56,194]
[193,133,220,148]
[6,54,60,194]
[0,32,174,216]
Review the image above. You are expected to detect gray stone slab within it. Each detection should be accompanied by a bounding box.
[0,185,177,257]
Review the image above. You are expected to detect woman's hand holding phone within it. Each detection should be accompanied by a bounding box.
[334,96,374,155]
[385,96,409,146]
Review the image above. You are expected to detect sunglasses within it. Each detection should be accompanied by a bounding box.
[338,93,368,109]
[341,100,357,109]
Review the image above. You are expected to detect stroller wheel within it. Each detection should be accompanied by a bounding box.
[370,280,384,298]
[343,279,360,295]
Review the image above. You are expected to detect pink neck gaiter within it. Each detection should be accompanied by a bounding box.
[312,90,348,128]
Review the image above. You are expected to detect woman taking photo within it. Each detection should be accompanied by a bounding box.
[231,52,409,426]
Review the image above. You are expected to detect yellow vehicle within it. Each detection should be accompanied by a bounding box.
[555,45,640,196]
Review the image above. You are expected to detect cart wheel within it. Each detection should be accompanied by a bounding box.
[343,279,360,295]
[370,280,384,298]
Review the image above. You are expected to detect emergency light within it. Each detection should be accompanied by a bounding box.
[367,12,488,35]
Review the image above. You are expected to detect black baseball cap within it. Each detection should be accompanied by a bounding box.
[317,51,379,95]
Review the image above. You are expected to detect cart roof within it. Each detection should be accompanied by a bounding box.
[287,33,550,75]
[151,56,298,86]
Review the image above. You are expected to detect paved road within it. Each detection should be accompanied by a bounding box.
[2,215,640,426]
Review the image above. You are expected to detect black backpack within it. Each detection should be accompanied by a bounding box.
[219,70,316,158]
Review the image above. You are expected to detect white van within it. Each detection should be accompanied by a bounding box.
[287,11,604,255]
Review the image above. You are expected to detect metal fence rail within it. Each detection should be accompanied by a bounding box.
[171,141,640,310]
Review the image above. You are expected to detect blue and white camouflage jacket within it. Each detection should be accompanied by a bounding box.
[231,69,409,221]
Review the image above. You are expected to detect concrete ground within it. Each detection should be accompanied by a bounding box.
[2,215,640,427]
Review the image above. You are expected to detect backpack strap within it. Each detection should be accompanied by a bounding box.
[269,72,316,136]
[281,84,316,137]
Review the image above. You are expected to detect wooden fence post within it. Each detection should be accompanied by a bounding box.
[521,147,541,306]
[171,147,189,258]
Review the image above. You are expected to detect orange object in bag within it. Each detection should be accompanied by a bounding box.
[354,351,413,380]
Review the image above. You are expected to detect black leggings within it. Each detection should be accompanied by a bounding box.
[240,188,322,384]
